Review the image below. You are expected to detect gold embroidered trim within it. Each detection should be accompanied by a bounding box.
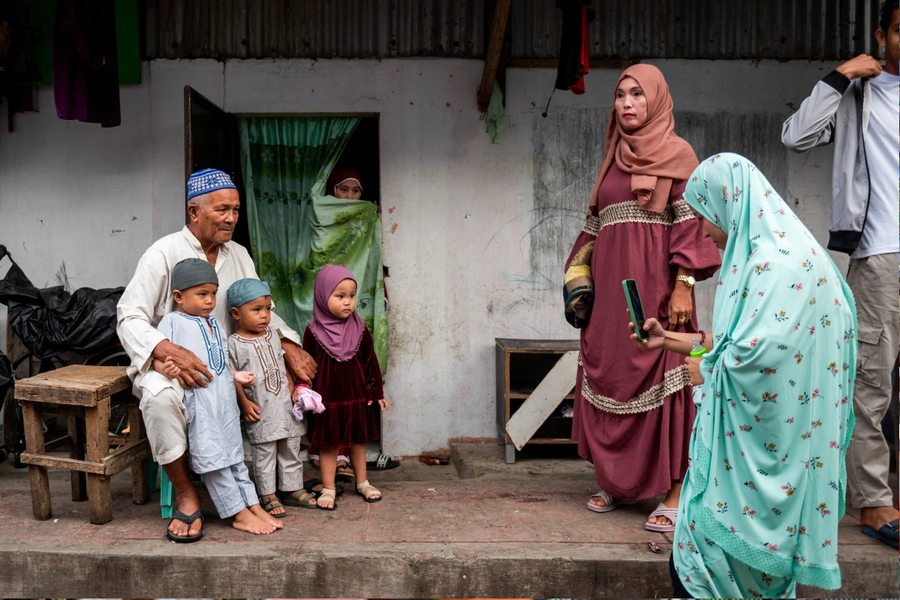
[583,215,601,236]
[581,364,692,414]
[672,198,694,224]
[234,329,282,395]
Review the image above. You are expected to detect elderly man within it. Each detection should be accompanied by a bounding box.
[117,168,316,542]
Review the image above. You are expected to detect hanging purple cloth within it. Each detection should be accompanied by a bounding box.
[52,0,121,127]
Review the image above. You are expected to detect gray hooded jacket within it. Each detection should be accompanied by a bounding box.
[782,70,872,254]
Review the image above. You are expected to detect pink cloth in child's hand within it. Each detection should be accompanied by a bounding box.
[292,386,326,422]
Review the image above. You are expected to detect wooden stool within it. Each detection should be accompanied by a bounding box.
[15,365,151,524]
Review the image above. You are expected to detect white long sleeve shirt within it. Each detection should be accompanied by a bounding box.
[116,226,301,381]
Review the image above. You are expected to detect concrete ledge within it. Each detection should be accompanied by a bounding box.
[0,541,896,598]
[452,441,596,480]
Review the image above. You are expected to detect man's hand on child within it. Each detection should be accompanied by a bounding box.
[368,398,389,410]
[239,399,261,422]
[233,371,256,386]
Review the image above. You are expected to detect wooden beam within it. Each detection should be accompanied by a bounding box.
[477,0,512,112]
[20,452,105,474]
[102,439,151,477]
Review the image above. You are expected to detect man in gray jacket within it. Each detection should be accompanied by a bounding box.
[782,0,899,550]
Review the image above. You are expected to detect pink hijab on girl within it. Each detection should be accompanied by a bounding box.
[308,264,366,361]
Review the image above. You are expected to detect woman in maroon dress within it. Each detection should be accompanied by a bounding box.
[566,64,720,531]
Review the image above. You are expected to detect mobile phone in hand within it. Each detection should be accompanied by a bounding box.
[623,279,650,342]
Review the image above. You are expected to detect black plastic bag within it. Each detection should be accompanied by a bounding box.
[0,244,124,359]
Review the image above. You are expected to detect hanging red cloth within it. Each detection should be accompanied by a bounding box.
[555,1,593,95]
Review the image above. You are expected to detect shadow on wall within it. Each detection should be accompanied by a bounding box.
[528,109,793,306]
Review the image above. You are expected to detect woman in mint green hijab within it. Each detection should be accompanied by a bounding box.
[632,153,856,598]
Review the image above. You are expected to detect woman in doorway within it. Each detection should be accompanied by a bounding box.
[565,64,720,530]
[633,153,855,598]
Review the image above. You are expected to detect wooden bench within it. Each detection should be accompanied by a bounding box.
[15,365,151,524]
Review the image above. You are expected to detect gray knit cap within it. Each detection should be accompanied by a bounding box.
[171,258,218,291]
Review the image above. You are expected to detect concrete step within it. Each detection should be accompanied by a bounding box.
[0,451,896,598]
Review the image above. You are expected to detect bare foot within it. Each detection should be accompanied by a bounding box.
[168,489,203,538]
[259,493,285,516]
[232,508,278,535]
[249,503,284,529]
[648,483,682,527]
[860,505,900,530]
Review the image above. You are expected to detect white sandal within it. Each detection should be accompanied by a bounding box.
[317,487,337,511]
[645,502,678,532]
[587,488,619,513]
[356,479,382,503]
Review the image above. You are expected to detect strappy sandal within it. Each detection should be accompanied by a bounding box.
[335,461,355,481]
[587,489,619,513]
[166,509,204,543]
[645,502,678,532]
[356,479,382,503]
[303,478,344,496]
[278,489,318,509]
[259,496,286,518]
[317,487,337,511]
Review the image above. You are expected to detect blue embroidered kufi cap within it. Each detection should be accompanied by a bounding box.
[171,258,218,291]
[227,278,272,311]
[187,168,237,202]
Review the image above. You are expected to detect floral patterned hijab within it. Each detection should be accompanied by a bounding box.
[676,153,856,591]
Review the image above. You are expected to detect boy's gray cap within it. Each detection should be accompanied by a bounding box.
[171,258,218,291]
[227,278,272,311]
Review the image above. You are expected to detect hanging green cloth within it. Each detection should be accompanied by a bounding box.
[239,116,387,373]
[485,81,505,144]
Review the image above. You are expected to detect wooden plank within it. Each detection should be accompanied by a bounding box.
[85,396,112,524]
[102,439,151,477]
[44,432,72,452]
[14,365,129,407]
[495,338,579,352]
[476,0,511,111]
[526,438,578,445]
[505,351,578,451]
[21,402,52,520]
[68,416,87,501]
[19,452,105,474]
[127,402,149,503]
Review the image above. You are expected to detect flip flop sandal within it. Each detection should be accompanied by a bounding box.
[278,489,319,509]
[587,489,619,513]
[367,454,401,471]
[166,509,204,543]
[317,487,338,511]
[335,462,355,481]
[356,479,382,503]
[645,502,678,532]
[303,478,344,496]
[862,518,899,550]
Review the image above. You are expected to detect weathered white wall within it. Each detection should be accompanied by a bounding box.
[0,57,844,455]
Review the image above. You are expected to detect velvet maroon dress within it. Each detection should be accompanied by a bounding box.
[304,325,383,448]
[567,164,721,500]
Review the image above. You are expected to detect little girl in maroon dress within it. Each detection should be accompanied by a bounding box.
[303,264,389,510]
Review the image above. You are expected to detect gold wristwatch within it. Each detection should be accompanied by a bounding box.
[676,275,696,288]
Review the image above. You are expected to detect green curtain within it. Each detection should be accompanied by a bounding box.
[239,116,387,372]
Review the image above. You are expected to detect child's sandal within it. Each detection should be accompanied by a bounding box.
[317,487,337,511]
[356,479,382,503]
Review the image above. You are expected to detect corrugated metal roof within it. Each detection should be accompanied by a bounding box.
[145,0,486,59]
[144,0,885,61]
[510,0,884,60]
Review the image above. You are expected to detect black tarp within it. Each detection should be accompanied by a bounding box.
[0,244,123,359]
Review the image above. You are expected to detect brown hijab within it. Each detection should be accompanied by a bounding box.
[588,64,698,215]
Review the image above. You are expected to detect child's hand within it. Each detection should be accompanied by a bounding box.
[154,357,181,379]
[368,398,389,410]
[233,371,256,386]
[239,399,261,422]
